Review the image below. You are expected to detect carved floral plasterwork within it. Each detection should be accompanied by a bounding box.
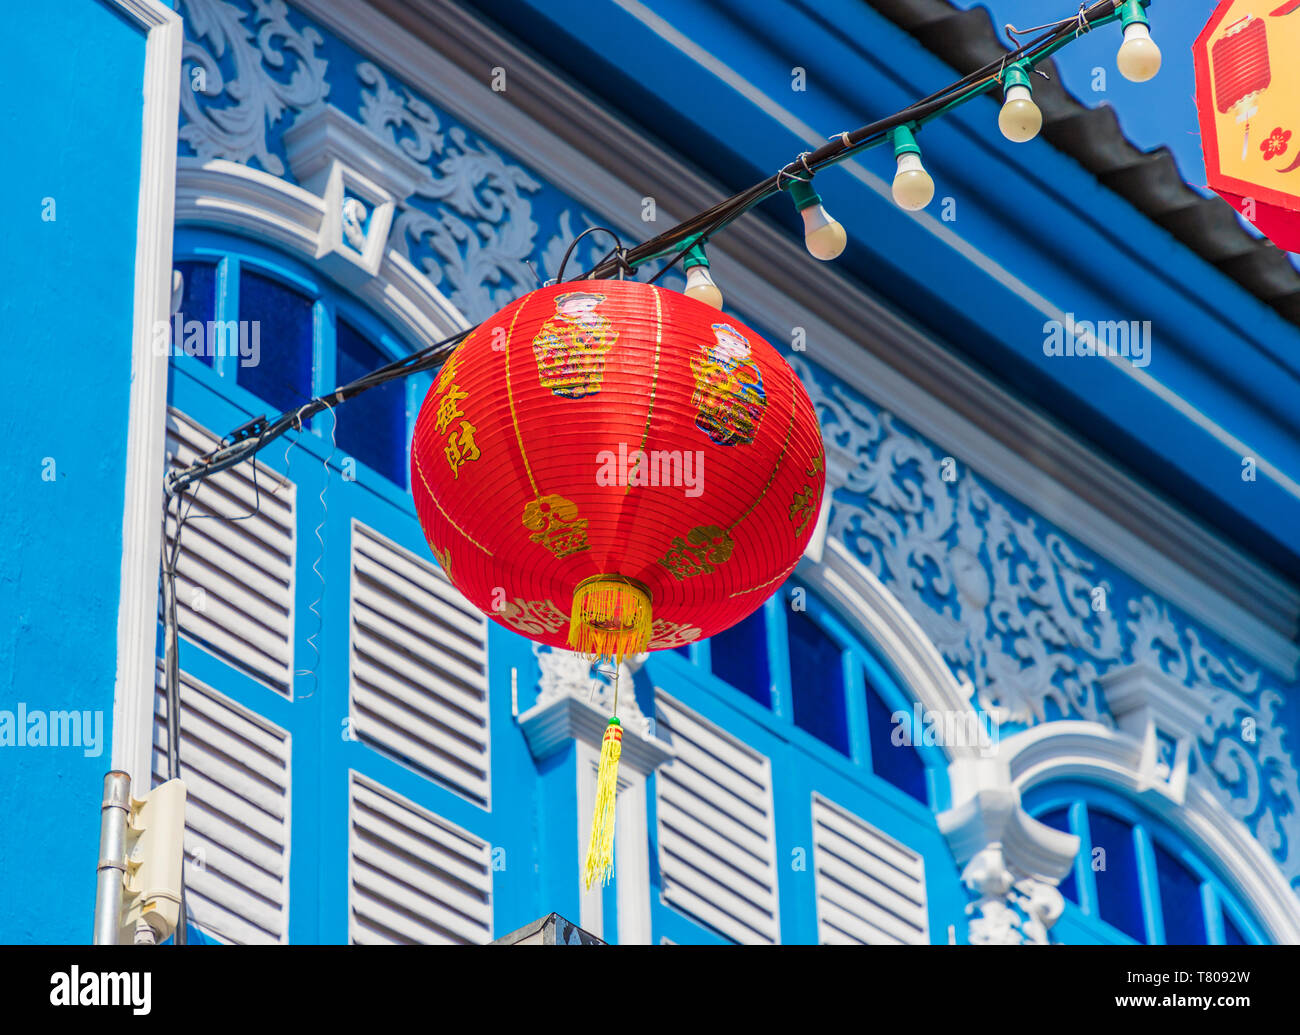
[793,356,1300,893]
[178,0,617,322]
[533,644,651,735]
[178,0,330,176]
[961,846,1064,945]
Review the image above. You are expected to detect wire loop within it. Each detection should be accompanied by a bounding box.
[556,226,625,283]
[1075,4,1092,38]
[612,247,634,280]
[776,166,804,189]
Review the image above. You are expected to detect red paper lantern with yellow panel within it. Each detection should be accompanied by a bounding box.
[411,279,825,887]
[1195,1,1300,252]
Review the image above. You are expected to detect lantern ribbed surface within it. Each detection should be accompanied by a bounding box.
[1211,16,1270,113]
[410,280,826,656]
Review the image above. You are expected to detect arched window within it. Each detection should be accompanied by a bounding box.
[709,606,771,707]
[170,231,417,491]
[681,582,935,806]
[786,605,850,755]
[648,579,964,944]
[1030,787,1264,945]
[163,227,506,945]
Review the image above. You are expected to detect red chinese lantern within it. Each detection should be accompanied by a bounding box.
[1211,14,1271,158]
[410,279,825,885]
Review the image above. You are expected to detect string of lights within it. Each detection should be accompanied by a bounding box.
[585,0,1160,281]
[163,0,1157,498]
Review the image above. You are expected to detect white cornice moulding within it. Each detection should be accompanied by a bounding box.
[110,0,183,788]
[1005,721,1300,943]
[283,103,433,284]
[1101,660,1205,802]
[1101,660,1205,739]
[174,159,470,349]
[939,759,1080,883]
[290,0,1300,680]
[177,157,324,251]
[518,694,675,776]
[283,102,427,201]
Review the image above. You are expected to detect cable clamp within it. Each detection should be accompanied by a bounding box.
[612,248,635,280]
[223,414,269,446]
[776,155,812,190]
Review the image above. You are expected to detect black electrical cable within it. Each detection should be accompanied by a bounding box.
[159,484,195,945]
[151,2,1128,950]
[555,226,625,283]
[160,321,468,945]
[165,0,1121,492]
[166,325,472,496]
[583,0,1123,281]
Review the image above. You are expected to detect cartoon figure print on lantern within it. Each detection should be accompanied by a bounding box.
[690,322,767,446]
[530,290,619,398]
[411,278,826,889]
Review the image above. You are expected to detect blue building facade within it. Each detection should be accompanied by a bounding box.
[4,0,1300,945]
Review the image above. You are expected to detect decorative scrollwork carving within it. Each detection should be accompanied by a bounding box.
[795,357,1121,727]
[794,355,1300,891]
[178,0,330,175]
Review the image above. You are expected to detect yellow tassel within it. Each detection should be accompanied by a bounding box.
[568,575,653,663]
[571,578,643,889]
[584,718,623,890]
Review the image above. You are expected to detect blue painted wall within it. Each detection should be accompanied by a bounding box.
[0,1,153,943]
[1,0,1295,946]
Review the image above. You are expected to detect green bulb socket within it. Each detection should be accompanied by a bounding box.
[787,177,822,212]
[1119,0,1151,30]
[682,244,710,271]
[892,124,922,159]
[1002,63,1033,95]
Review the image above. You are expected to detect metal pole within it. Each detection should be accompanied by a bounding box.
[160,506,189,945]
[93,770,132,945]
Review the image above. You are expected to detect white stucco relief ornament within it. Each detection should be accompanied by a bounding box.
[178,0,330,175]
[341,197,368,252]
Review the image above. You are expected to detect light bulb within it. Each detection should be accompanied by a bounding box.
[1117,22,1161,82]
[684,264,723,309]
[999,84,1042,143]
[892,152,934,212]
[800,204,847,261]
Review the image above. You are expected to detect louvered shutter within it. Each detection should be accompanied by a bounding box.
[349,521,490,806]
[153,667,290,944]
[164,409,295,696]
[812,794,929,944]
[654,692,780,944]
[348,773,493,944]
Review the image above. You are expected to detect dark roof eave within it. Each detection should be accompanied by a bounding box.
[867,0,1300,327]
